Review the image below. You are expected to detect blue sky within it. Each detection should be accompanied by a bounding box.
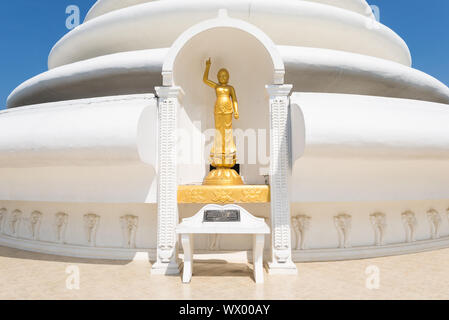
[0,0,448,108]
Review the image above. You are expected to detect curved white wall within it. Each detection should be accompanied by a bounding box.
[9,46,448,108]
[0,94,157,167]
[291,199,449,261]
[2,199,449,261]
[49,0,410,69]
[7,49,167,108]
[291,93,449,202]
[0,201,158,259]
[295,93,449,160]
[0,94,158,204]
[86,0,154,21]
[85,0,374,22]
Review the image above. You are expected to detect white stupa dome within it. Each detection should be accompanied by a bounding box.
[1,0,449,266]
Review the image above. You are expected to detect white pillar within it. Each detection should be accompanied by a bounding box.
[151,86,184,275]
[266,84,298,275]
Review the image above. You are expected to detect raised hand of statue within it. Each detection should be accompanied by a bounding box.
[206,58,211,67]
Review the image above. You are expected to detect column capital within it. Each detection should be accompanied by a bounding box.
[265,84,293,98]
[155,86,185,100]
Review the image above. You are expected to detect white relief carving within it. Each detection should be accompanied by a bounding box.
[120,215,138,249]
[9,210,22,237]
[334,214,352,249]
[426,209,442,240]
[291,215,311,250]
[401,211,418,243]
[0,208,6,234]
[370,212,387,246]
[83,213,100,247]
[208,234,220,251]
[28,211,43,240]
[54,212,68,244]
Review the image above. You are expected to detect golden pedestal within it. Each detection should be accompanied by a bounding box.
[203,168,244,186]
[178,185,270,204]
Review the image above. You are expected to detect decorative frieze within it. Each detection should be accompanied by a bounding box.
[84,213,100,247]
[426,209,442,240]
[370,212,387,246]
[120,215,138,249]
[291,215,311,250]
[334,214,352,249]
[401,211,417,243]
[54,212,69,244]
[1,202,448,258]
[0,207,147,250]
[178,185,270,204]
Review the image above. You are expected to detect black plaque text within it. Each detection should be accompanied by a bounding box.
[203,209,240,222]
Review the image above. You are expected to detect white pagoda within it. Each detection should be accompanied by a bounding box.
[1,0,449,276]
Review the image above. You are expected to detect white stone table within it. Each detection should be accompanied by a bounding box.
[176,204,270,284]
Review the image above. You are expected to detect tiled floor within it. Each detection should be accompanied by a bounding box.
[1,245,448,299]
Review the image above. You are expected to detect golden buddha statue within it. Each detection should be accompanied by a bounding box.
[203,58,244,186]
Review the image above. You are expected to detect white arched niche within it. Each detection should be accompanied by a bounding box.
[162,12,285,185]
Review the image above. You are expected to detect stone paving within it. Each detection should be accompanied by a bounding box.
[1,245,448,300]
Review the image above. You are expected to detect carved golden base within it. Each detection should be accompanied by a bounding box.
[203,168,244,186]
[178,185,270,204]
